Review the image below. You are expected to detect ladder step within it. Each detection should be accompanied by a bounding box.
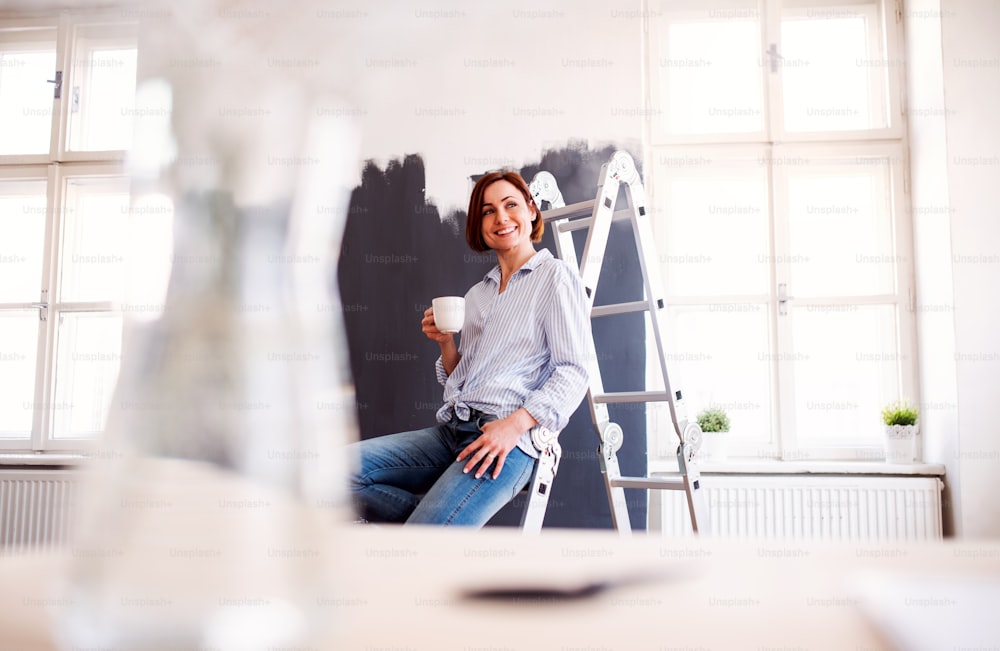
[541,199,595,222]
[591,300,652,318]
[611,476,687,490]
[593,391,671,404]
[555,208,633,233]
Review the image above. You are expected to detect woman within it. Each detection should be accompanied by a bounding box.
[349,170,593,527]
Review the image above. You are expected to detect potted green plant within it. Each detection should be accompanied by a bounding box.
[696,406,731,461]
[881,400,919,464]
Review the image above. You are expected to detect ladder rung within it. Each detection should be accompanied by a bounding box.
[555,208,633,233]
[593,391,671,404]
[611,476,687,490]
[541,199,595,222]
[591,301,650,318]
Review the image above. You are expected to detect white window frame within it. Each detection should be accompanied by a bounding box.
[648,0,907,146]
[0,11,133,453]
[0,18,58,165]
[770,140,915,460]
[58,19,137,162]
[767,0,907,143]
[647,142,780,459]
[647,5,770,146]
[43,162,125,452]
[643,0,916,462]
[0,165,51,450]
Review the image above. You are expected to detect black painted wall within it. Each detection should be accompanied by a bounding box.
[337,143,647,529]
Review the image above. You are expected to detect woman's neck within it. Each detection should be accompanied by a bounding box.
[495,244,536,290]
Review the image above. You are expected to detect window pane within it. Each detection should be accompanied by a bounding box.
[67,25,138,152]
[650,0,765,137]
[0,34,56,155]
[51,311,123,439]
[789,304,898,446]
[0,312,38,438]
[59,176,130,303]
[0,180,47,302]
[785,157,895,296]
[665,305,773,442]
[781,1,891,131]
[654,155,770,296]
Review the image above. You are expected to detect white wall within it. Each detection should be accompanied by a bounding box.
[134,0,644,213]
[904,0,961,534]
[940,0,1000,538]
[336,1,645,211]
[906,0,1000,537]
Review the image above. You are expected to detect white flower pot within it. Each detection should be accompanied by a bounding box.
[884,424,918,464]
[699,430,730,462]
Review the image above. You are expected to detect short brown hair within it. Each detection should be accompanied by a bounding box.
[465,170,544,252]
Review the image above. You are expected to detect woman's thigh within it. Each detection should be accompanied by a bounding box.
[406,445,536,527]
[349,424,457,495]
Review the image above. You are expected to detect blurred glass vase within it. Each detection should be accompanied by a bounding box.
[56,43,361,651]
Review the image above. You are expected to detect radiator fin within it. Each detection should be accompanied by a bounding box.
[0,472,78,552]
[654,475,943,541]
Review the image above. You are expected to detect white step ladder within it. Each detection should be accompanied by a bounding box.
[528,151,711,536]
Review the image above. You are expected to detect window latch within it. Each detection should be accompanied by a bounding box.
[766,43,784,74]
[31,290,49,322]
[778,283,793,316]
[46,70,62,99]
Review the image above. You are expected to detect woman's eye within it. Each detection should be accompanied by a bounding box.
[483,208,494,216]
[506,202,517,209]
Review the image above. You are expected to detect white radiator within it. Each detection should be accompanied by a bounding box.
[0,470,78,552]
[650,475,944,541]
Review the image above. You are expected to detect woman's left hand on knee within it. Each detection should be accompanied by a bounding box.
[457,418,523,480]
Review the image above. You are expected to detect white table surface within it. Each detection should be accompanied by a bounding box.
[1,459,996,650]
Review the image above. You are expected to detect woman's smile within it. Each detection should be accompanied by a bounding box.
[481,179,534,254]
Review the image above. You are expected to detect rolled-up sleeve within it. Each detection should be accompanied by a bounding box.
[434,355,450,387]
[522,270,593,432]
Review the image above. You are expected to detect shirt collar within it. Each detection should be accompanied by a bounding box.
[484,248,552,284]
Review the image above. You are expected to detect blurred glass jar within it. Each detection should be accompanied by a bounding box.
[55,12,361,649]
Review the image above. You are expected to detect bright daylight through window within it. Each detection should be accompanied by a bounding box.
[645,0,914,462]
[0,12,171,452]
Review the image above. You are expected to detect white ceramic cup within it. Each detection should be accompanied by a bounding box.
[432,296,465,334]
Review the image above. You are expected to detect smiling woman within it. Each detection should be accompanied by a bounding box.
[465,170,545,260]
[347,169,595,527]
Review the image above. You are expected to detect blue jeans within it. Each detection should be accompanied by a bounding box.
[348,411,535,527]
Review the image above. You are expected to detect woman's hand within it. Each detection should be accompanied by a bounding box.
[424,307,461,375]
[421,307,454,344]
[457,409,538,479]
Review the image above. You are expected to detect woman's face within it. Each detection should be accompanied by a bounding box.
[480,179,536,253]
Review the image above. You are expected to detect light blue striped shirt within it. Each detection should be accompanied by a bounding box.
[435,248,593,458]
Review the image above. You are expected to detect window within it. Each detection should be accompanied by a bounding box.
[646,0,914,461]
[0,12,168,452]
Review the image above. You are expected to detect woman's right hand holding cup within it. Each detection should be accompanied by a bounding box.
[422,307,454,344]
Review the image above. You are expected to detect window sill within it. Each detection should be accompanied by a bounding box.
[0,452,89,468]
[648,458,946,477]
